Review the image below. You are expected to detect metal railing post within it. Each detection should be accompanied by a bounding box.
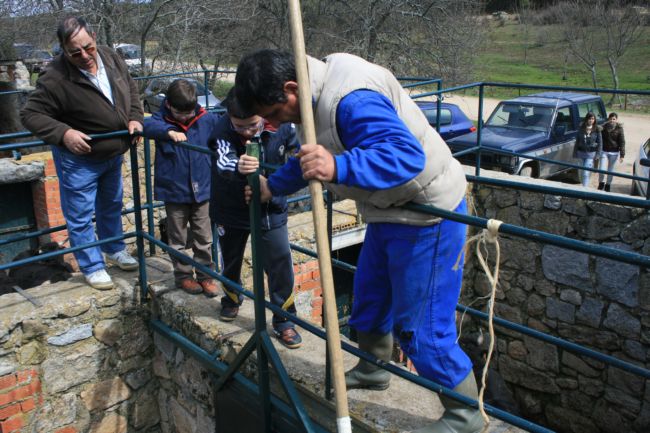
[436,80,442,134]
[203,70,210,109]
[129,145,149,301]
[476,84,484,177]
[143,137,156,255]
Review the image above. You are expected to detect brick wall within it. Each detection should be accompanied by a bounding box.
[293,259,323,325]
[31,157,68,246]
[0,369,41,433]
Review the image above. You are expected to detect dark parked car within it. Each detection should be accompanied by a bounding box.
[115,43,151,77]
[415,101,476,140]
[142,78,221,113]
[446,92,607,178]
[631,138,650,197]
[13,43,53,74]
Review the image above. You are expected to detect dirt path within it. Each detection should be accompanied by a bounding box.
[442,94,650,195]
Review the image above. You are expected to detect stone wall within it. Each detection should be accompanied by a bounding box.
[0,269,159,433]
[460,172,649,433]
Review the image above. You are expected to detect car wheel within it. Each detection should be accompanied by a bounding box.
[143,101,151,113]
[519,166,534,177]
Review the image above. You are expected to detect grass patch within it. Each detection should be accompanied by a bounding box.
[472,21,650,111]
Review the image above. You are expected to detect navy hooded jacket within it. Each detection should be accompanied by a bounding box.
[144,103,220,204]
[210,115,299,230]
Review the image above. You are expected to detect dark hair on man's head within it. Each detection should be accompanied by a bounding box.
[608,112,618,119]
[57,16,92,46]
[221,87,252,119]
[166,79,197,111]
[234,49,296,113]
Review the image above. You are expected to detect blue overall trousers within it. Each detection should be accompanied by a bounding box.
[349,198,472,389]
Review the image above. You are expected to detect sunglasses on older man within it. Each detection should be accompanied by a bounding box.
[66,43,96,58]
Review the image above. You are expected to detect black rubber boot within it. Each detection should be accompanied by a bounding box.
[604,184,611,192]
[411,372,485,433]
[597,182,605,190]
[345,331,393,390]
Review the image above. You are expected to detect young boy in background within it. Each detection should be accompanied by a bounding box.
[210,88,302,349]
[144,79,221,296]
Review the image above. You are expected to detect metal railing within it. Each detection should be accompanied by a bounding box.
[1,77,649,433]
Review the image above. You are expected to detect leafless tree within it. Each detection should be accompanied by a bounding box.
[554,1,601,89]
[597,1,644,105]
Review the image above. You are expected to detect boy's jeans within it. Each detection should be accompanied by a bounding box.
[51,146,126,275]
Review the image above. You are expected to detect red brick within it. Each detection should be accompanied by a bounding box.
[0,403,21,421]
[19,398,35,413]
[300,280,321,291]
[311,297,323,308]
[16,370,37,385]
[54,426,77,433]
[305,260,319,271]
[0,414,23,433]
[0,382,40,405]
[0,376,16,393]
[311,269,320,280]
[44,159,56,176]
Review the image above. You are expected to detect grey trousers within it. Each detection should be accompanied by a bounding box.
[165,201,214,282]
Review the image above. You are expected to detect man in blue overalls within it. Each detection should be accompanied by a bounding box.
[234,49,482,433]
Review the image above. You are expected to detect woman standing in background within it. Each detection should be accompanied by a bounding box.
[573,112,602,188]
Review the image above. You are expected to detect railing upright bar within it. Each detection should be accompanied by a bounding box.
[203,70,210,109]
[143,138,156,256]
[129,145,149,301]
[325,190,333,402]
[476,84,484,177]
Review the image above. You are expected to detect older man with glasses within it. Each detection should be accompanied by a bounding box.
[21,16,144,290]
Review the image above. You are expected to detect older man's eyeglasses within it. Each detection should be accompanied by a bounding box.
[66,43,96,58]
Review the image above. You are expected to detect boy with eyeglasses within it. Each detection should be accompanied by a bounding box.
[143,79,221,296]
[210,88,302,349]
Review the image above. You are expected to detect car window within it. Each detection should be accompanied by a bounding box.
[577,101,606,123]
[554,107,574,132]
[422,108,452,126]
[487,103,552,132]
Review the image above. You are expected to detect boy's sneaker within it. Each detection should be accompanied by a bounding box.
[274,328,302,349]
[199,279,221,298]
[85,269,114,290]
[177,279,203,294]
[220,305,239,322]
[106,250,138,271]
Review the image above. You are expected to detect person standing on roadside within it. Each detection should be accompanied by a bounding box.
[573,112,602,188]
[21,16,143,290]
[598,112,625,192]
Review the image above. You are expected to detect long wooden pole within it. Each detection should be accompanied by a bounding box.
[287,1,351,432]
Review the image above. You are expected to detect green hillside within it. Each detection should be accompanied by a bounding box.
[474,20,650,110]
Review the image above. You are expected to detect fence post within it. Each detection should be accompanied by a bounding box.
[129,145,149,301]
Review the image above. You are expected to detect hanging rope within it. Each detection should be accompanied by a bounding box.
[454,218,503,431]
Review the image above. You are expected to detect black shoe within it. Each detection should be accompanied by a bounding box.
[274,328,302,349]
[597,182,605,190]
[220,305,239,322]
[604,184,611,192]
